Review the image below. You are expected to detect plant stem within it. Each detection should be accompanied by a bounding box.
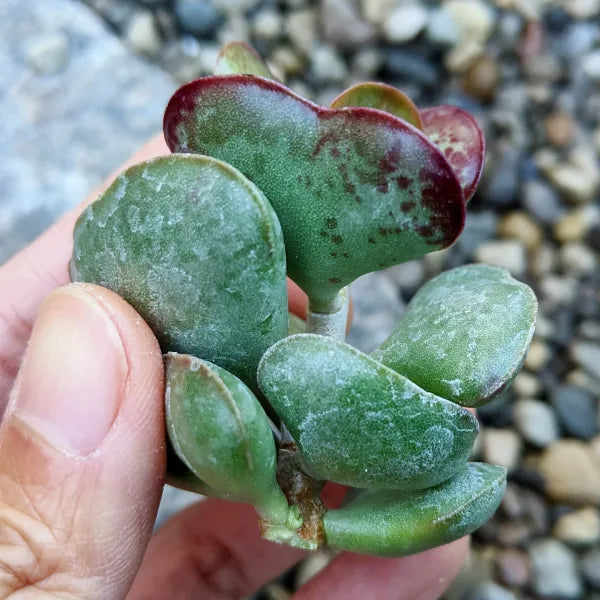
[306,287,349,340]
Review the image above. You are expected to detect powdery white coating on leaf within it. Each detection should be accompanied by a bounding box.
[323,462,506,556]
[373,264,537,407]
[71,154,288,385]
[258,334,478,490]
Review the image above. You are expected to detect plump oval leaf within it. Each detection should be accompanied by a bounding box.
[323,463,506,556]
[165,353,289,523]
[70,154,288,385]
[257,334,478,490]
[330,82,423,130]
[373,265,537,407]
[164,75,465,311]
[420,105,485,202]
[214,41,275,78]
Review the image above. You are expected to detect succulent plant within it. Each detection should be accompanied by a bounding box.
[70,42,537,556]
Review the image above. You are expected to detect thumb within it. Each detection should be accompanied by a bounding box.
[0,284,165,599]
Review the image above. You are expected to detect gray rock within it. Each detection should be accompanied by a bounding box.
[0,0,175,265]
[482,428,522,471]
[454,210,498,259]
[571,341,600,381]
[496,549,530,588]
[552,385,599,440]
[483,149,521,207]
[553,507,600,546]
[426,7,460,46]
[321,0,374,48]
[469,582,517,600]
[530,539,582,599]
[383,4,428,43]
[514,399,559,448]
[125,10,162,56]
[582,547,600,589]
[174,0,222,37]
[310,44,347,83]
[347,271,405,353]
[475,240,527,277]
[384,49,440,87]
[523,179,564,225]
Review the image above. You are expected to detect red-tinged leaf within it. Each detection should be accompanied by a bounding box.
[420,105,485,202]
[164,75,465,310]
[214,41,275,79]
[330,82,423,130]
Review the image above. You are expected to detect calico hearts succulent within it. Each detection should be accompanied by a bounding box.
[70,42,537,555]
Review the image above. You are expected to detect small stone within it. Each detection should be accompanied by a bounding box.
[360,0,396,25]
[542,147,600,204]
[531,244,557,277]
[387,260,424,291]
[470,582,518,600]
[217,13,250,44]
[22,31,69,75]
[446,39,485,73]
[426,7,460,46]
[498,211,543,250]
[310,45,347,83]
[269,46,304,76]
[463,55,500,102]
[593,436,600,459]
[496,520,532,546]
[559,242,598,277]
[523,180,564,225]
[539,275,578,308]
[285,9,317,56]
[539,440,600,505]
[351,48,383,77]
[475,240,526,277]
[530,539,582,599]
[252,9,283,40]
[545,111,574,147]
[212,0,261,13]
[552,385,598,439]
[514,398,559,448]
[553,507,600,546]
[445,0,496,45]
[174,0,222,37]
[571,341,600,381]
[496,549,530,588]
[513,372,542,397]
[560,0,600,18]
[525,340,550,371]
[295,551,332,588]
[482,149,521,208]
[383,5,428,43]
[126,11,161,56]
[321,0,375,48]
[483,428,522,471]
[583,50,600,81]
[555,206,600,242]
[582,547,600,589]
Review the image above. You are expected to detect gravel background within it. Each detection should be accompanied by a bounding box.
[2,0,600,598]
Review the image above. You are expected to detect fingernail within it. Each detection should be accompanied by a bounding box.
[13,285,128,455]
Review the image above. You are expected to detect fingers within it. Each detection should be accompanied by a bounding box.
[0,135,170,410]
[128,499,306,600]
[0,284,165,599]
[293,537,470,600]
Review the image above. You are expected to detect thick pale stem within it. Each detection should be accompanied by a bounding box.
[307,288,349,341]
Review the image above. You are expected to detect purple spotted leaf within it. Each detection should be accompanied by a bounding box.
[420,105,485,202]
[330,82,423,130]
[164,75,465,311]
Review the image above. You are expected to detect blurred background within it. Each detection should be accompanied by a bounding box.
[1,0,599,597]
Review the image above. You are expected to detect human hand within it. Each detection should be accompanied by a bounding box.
[0,136,469,599]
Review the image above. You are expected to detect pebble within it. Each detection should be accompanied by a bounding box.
[426,7,460,46]
[560,0,600,18]
[22,31,70,75]
[522,180,564,226]
[530,539,582,599]
[174,0,222,37]
[321,0,374,48]
[553,506,600,546]
[483,149,521,207]
[310,44,347,83]
[514,398,559,448]
[351,48,383,77]
[583,50,600,81]
[383,5,428,43]
[539,440,600,505]
[554,206,598,242]
[125,10,162,56]
[545,111,575,147]
[524,340,550,371]
[512,372,542,397]
[285,9,317,56]
[463,55,500,102]
[483,428,522,471]
[552,384,599,439]
[360,0,396,25]
[498,211,542,250]
[475,240,527,277]
[582,547,600,589]
[445,0,496,45]
[559,242,598,277]
[269,46,303,76]
[252,9,283,41]
[571,341,600,381]
[539,275,578,308]
[387,260,424,292]
[495,550,530,588]
[469,582,518,600]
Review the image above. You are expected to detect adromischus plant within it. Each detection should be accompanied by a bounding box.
[69,43,537,556]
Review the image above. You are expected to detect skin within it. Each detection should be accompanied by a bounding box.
[0,135,468,599]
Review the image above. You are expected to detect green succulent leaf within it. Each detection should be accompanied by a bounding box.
[421,105,485,202]
[164,75,465,312]
[373,265,537,408]
[70,154,288,385]
[165,352,289,523]
[257,334,478,490]
[323,463,506,557]
[288,312,307,335]
[214,41,275,79]
[330,82,424,130]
